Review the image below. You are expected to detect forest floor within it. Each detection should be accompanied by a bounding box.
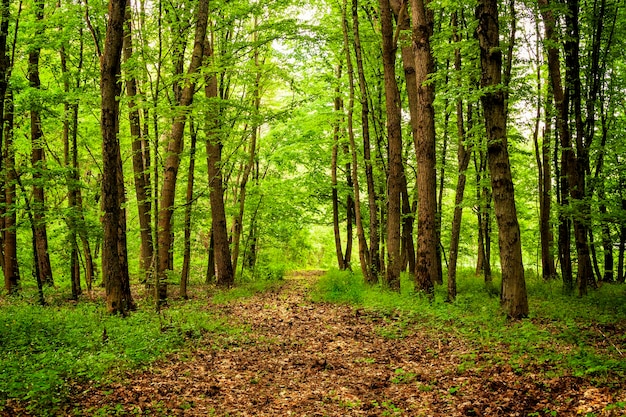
[69,271,624,416]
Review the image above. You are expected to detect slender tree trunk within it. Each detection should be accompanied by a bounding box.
[231,34,261,276]
[205,227,216,284]
[29,0,53,287]
[390,0,416,278]
[180,122,197,298]
[352,0,380,279]
[101,0,135,315]
[400,173,415,276]
[447,19,471,300]
[123,6,153,278]
[411,0,437,295]
[0,0,18,294]
[342,0,371,282]
[476,0,528,318]
[538,0,574,292]
[3,92,18,293]
[331,64,347,270]
[379,0,403,291]
[205,54,234,288]
[60,45,82,300]
[537,92,557,279]
[156,0,209,302]
[563,0,594,296]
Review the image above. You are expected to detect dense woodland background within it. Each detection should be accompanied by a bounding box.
[0,0,625,317]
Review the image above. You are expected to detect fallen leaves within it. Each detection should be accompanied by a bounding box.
[52,275,626,416]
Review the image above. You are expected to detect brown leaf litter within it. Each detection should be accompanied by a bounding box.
[58,274,626,415]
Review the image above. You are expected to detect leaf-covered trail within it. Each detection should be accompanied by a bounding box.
[74,272,621,416]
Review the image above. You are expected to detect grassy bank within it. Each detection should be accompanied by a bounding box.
[312,268,626,384]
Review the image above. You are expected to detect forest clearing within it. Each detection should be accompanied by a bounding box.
[2,271,626,416]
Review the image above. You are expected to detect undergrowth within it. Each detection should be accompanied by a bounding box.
[0,276,283,416]
[312,268,626,382]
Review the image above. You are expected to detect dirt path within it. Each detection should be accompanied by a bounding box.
[73,273,621,416]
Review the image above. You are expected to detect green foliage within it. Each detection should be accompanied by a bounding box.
[312,269,626,381]
[0,293,246,415]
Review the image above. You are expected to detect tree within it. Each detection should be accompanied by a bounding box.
[101,0,135,315]
[476,0,528,318]
[411,0,437,295]
[0,0,18,294]
[205,41,234,288]
[156,0,209,302]
[379,0,403,291]
[28,0,54,287]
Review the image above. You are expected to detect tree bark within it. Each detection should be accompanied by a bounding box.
[352,0,380,279]
[156,0,209,302]
[205,52,234,288]
[29,0,53,287]
[379,0,403,291]
[476,0,528,318]
[180,122,197,298]
[101,0,135,315]
[342,0,372,282]
[411,0,437,295]
[0,0,18,294]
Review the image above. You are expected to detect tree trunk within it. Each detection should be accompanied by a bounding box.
[205,56,234,288]
[476,0,528,318]
[538,0,575,293]
[60,44,82,300]
[180,122,197,298]
[379,0,403,291]
[156,0,209,302]
[390,0,415,278]
[411,0,437,295]
[342,0,372,282]
[447,20,472,300]
[563,0,594,296]
[231,32,261,276]
[101,0,135,315]
[123,6,153,278]
[3,92,18,294]
[0,0,17,294]
[29,0,53,287]
[352,0,380,279]
[331,64,347,270]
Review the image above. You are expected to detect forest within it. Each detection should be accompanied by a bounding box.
[1,0,626,415]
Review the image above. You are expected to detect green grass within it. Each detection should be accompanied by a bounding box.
[312,268,626,381]
[0,276,284,416]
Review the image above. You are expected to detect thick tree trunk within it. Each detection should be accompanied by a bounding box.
[411,0,437,295]
[156,0,209,302]
[101,0,135,315]
[205,64,234,288]
[379,0,403,291]
[123,8,153,277]
[476,0,528,318]
[29,0,53,287]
